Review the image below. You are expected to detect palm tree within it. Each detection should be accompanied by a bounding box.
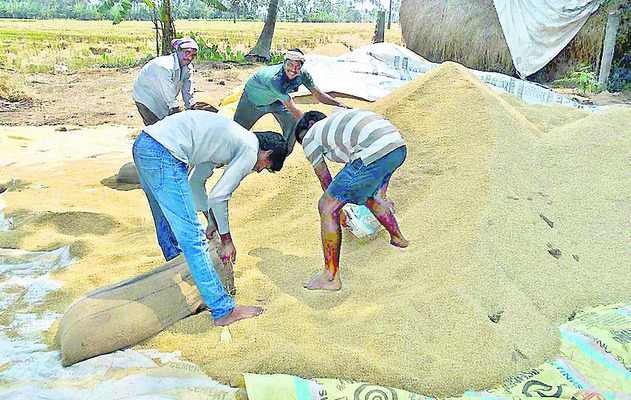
[247,0,278,61]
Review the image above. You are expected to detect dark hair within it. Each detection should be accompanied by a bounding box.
[293,111,327,144]
[253,131,288,172]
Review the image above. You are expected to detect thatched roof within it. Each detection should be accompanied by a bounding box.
[400,0,609,79]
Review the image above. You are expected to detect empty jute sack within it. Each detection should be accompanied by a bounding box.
[56,254,208,367]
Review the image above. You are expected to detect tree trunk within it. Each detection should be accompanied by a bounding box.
[161,0,177,55]
[231,0,239,23]
[388,0,392,29]
[373,11,385,43]
[247,0,279,61]
[153,19,160,56]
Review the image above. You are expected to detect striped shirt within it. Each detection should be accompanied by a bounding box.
[302,109,406,167]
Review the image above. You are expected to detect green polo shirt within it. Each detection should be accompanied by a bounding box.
[244,64,315,107]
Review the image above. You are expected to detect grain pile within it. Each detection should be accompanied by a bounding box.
[145,62,631,395]
[1,61,630,397]
[306,43,350,57]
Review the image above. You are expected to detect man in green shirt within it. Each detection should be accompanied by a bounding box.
[234,48,349,153]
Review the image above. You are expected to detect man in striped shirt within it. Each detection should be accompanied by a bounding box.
[294,109,409,291]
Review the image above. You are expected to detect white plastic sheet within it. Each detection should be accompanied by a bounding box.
[301,43,435,101]
[493,0,602,77]
[343,204,382,239]
[299,42,607,111]
[0,247,240,399]
[0,190,13,231]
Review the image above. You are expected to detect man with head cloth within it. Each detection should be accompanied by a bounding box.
[132,37,200,126]
[233,48,350,153]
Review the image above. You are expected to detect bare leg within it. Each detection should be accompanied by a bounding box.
[214,305,264,326]
[366,195,409,248]
[305,193,345,291]
[377,180,395,213]
[377,180,389,199]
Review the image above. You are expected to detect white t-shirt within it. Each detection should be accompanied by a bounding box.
[144,110,259,235]
[132,53,195,119]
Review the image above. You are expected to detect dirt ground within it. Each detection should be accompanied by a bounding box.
[0,61,261,128]
[1,59,629,128]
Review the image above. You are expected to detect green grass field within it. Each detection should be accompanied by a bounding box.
[0,19,403,73]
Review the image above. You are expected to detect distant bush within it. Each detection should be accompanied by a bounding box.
[187,31,285,64]
[607,55,631,91]
[553,63,601,95]
[99,51,153,68]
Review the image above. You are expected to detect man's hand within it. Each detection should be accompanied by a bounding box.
[310,87,351,110]
[193,101,218,113]
[284,98,303,120]
[205,223,218,242]
[219,232,236,264]
[219,241,236,264]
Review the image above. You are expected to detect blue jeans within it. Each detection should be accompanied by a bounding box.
[132,132,235,319]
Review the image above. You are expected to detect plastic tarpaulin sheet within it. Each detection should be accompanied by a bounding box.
[0,247,243,399]
[493,0,603,77]
[294,43,607,111]
[218,44,608,118]
[238,303,631,399]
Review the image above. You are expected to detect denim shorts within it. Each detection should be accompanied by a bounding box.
[327,146,407,205]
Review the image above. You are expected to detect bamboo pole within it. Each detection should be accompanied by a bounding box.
[598,1,622,86]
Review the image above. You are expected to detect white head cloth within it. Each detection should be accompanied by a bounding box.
[284,50,305,62]
[172,37,199,51]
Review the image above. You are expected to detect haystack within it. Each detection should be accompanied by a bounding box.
[399,0,609,79]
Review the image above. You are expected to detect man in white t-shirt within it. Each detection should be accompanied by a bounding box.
[132,37,198,126]
[133,110,288,325]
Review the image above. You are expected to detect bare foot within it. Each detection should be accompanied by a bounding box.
[390,235,409,248]
[304,271,342,291]
[214,305,264,326]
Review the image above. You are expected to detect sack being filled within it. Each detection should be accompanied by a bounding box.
[56,254,212,367]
